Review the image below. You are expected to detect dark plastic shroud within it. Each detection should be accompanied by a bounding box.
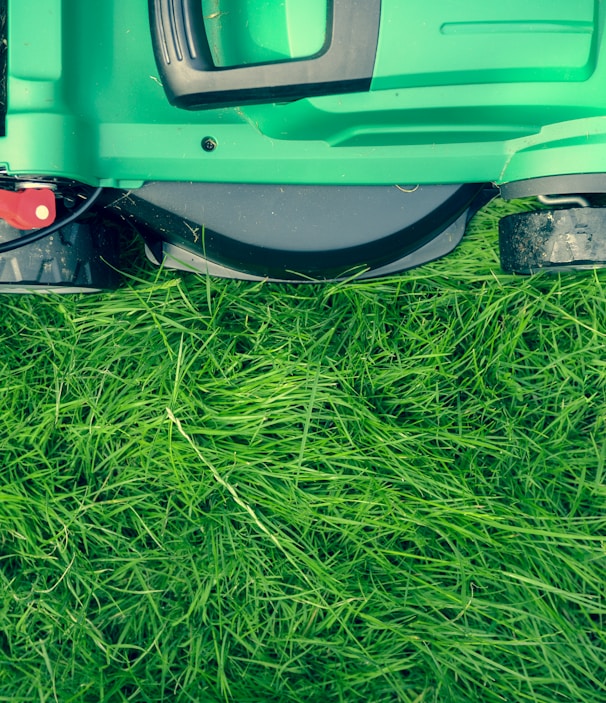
[105,182,488,280]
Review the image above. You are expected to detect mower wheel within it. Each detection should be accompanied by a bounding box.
[0,221,121,293]
[499,207,606,274]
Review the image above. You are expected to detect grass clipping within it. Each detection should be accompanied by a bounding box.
[1,198,606,702]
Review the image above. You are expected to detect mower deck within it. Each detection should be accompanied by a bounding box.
[3,0,604,188]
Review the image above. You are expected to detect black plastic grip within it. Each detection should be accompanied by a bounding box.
[149,0,381,109]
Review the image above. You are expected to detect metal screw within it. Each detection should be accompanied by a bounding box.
[202,137,217,152]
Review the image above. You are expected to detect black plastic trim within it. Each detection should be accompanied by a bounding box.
[108,183,485,281]
[500,174,606,199]
[199,185,482,279]
[149,0,381,109]
[155,207,482,282]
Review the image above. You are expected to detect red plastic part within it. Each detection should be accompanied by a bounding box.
[0,188,57,230]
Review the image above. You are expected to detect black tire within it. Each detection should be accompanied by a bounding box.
[0,221,121,293]
[499,207,606,274]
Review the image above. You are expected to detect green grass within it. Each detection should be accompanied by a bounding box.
[1,197,606,702]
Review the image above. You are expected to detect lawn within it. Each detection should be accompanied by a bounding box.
[1,197,605,702]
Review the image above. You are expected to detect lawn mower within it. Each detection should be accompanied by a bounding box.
[1,0,606,291]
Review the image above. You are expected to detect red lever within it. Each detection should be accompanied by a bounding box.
[0,188,57,230]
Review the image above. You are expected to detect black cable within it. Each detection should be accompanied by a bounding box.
[0,186,104,254]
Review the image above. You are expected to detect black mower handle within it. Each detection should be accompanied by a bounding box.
[149,0,381,109]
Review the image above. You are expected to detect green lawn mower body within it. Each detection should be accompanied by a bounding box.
[1,0,606,289]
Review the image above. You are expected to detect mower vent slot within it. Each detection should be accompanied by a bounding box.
[156,0,201,64]
[168,0,183,62]
[181,1,198,61]
[154,0,171,65]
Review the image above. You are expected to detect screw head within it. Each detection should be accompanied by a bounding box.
[202,137,217,152]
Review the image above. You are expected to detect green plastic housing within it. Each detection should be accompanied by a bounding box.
[1,0,604,188]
